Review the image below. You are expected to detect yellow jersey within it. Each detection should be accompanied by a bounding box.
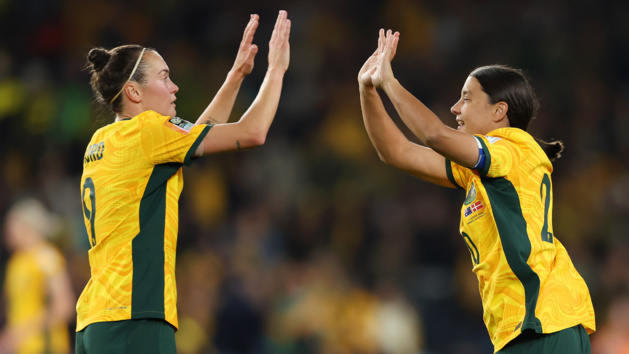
[445,127,595,352]
[4,242,70,353]
[76,110,210,331]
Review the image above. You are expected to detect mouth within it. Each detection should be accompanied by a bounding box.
[456,119,464,130]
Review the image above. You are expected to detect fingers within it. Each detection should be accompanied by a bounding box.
[241,14,259,47]
[380,29,400,60]
[247,44,259,60]
[378,29,385,55]
[267,10,291,72]
[270,10,289,44]
[390,32,399,58]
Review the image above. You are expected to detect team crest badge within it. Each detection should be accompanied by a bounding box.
[464,182,477,205]
[168,117,193,132]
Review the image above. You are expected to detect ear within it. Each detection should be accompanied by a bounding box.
[493,102,508,123]
[124,83,142,104]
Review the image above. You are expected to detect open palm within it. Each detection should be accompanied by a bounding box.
[371,29,399,89]
[231,14,260,77]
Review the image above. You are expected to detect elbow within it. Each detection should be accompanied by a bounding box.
[242,130,267,149]
[376,142,414,170]
[423,128,447,150]
[250,133,266,147]
[377,151,394,166]
[376,147,402,167]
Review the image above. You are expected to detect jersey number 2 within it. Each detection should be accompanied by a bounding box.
[82,177,97,247]
[540,173,553,243]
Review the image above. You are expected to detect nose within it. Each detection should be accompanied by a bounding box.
[171,81,179,94]
[451,99,461,115]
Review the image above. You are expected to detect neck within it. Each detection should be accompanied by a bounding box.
[115,104,145,121]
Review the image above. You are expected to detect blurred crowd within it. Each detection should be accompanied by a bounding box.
[1,0,629,353]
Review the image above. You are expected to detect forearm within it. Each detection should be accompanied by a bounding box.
[382,79,479,167]
[360,85,455,187]
[236,68,285,144]
[381,79,447,146]
[360,85,409,163]
[195,71,245,125]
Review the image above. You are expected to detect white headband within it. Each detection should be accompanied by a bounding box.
[110,48,146,104]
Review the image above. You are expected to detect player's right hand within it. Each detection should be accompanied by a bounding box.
[230,14,260,79]
[358,29,385,88]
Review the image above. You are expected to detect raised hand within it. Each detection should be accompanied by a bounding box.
[230,14,260,78]
[370,29,400,89]
[359,29,386,87]
[268,10,291,73]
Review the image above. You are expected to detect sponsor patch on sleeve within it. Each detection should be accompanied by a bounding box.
[166,117,194,133]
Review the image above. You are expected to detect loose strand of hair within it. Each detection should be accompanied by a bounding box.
[534,137,564,161]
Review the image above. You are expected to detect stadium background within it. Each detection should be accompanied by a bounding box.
[1,0,628,352]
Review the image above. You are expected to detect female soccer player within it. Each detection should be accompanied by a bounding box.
[0,199,74,354]
[358,29,595,353]
[75,11,290,353]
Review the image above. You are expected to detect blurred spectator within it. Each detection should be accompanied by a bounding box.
[591,295,629,354]
[0,198,75,353]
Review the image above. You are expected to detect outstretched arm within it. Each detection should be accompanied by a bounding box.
[371,30,479,168]
[195,14,260,125]
[196,10,291,155]
[358,30,454,188]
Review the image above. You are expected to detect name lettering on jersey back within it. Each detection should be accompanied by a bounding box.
[84,142,104,164]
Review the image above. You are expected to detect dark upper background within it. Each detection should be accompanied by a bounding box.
[1,0,628,353]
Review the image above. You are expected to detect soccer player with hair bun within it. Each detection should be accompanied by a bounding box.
[358,29,595,353]
[76,11,290,353]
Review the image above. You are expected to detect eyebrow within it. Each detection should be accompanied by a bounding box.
[158,69,170,76]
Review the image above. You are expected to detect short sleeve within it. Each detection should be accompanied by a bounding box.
[475,134,517,178]
[139,111,211,166]
[445,158,469,190]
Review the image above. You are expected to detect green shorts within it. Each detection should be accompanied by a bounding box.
[497,324,591,354]
[75,319,176,354]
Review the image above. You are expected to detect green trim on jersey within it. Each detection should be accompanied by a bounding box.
[483,177,543,334]
[131,123,209,319]
[183,125,211,166]
[445,159,464,190]
[132,162,182,320]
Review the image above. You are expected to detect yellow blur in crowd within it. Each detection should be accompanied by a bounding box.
[0,199,75,354]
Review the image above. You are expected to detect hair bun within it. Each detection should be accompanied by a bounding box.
[87,48,111,72]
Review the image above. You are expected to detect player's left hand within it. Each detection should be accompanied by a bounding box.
[370,29,399,89]
[230,14,260,78]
